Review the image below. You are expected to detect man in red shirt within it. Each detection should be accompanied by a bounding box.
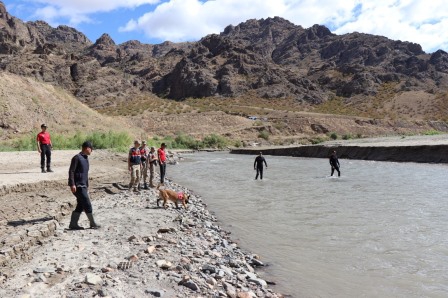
[36,124,53,173]
[157,143,167,186]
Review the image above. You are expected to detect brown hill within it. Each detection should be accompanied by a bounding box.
[0,1,447,144]
[0,72,140,140]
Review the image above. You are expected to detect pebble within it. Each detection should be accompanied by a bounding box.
[85,273,102,285]
[145,288,165,297]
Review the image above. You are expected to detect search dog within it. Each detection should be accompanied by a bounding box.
[157,185,190,209]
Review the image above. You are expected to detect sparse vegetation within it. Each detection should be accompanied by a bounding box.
[0,131,133,152]
[423,130,441,135]
[329,132,338,140]
[258,130,270,140]
[144,133,229,150]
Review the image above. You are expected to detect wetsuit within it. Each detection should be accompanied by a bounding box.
[329,154,341,177]
[254,155,268,180]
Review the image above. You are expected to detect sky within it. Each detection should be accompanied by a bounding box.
[2,0,447,53]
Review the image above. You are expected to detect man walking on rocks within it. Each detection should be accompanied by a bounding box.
[128,140,142,191]
[68,141,101,230]
[36,123,53,173]
[148,146,157,188]
[140,140,150,189]
[157,143,167,186]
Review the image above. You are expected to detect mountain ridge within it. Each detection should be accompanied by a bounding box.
[0,1,447,144]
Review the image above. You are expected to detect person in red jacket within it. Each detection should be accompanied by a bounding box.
[36,124,53,173]
[157,143,167,186]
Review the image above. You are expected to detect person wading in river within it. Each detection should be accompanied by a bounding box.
[254,152,268,180]
[329,150,341,177]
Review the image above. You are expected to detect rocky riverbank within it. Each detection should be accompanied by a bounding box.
[231,134,448,163]
[0,151,284,297]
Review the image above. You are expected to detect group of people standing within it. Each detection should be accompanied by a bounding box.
[127,140,167,191]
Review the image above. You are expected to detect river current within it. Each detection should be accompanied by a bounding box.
[167,151,448,297]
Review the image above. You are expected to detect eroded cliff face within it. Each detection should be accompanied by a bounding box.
[0,2,448,112]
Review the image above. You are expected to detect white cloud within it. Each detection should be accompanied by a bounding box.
[29,0,160,25]
[120,0,447,52]
[20,0,448,52]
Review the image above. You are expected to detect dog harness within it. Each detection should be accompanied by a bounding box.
[177,192,183,200]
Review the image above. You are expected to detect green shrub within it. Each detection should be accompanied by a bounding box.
[329,132,338,140]
[172,133,199,149]
[258,130,270,140]
[202,134,228,149]
[310,137,325,144]
[423,130,441,135]
[342,134,352,140]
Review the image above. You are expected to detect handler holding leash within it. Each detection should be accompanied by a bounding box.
[68,141,101,230]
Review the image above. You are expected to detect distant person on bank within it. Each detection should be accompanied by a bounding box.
[157,143,167,186]
[329,150,341,177]
[36,123,53,173]
[139,140,150,189]
[68,141,100,230]
[148,146,157,188]
[254,152,268,180]
[128,140,142,191]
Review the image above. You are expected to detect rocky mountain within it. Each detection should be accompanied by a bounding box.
[1,1,448,113]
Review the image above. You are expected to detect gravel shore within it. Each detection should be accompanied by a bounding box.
[0,150,284,297]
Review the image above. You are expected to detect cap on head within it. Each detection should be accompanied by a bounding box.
[142,140,147,144]
[161,142,166,147]
[41,124,47,128]
[134,140,140,145]
[82,141,93,150]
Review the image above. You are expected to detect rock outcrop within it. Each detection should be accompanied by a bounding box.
[0,1,447,109]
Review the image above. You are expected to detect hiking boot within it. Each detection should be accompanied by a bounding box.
[68,212,84,230]
[47,168,54,173]
[86,213,101,229]
[138,183,141,191]
[41,168,46,173]
[143,183,148,190]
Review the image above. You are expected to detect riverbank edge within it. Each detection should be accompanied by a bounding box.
[230,144,448,163]
[0,152,286,297]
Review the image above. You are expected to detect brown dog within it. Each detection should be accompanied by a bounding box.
[157,186,190,209]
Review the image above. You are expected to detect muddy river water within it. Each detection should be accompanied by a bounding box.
[168,151,448,297]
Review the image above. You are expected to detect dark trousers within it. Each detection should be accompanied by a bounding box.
[255,166,264,180]
[40,144,51,169]
[73,187,93,214]
[331,165,341,177]
[159,162,166,183]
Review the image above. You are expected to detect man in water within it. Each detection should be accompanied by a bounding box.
[329,150,341,177]
[254,152,268,180]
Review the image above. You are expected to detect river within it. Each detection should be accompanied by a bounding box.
[167,151,448,297]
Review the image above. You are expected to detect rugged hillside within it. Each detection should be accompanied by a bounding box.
[0,1,447,145]
[0,72,140,140]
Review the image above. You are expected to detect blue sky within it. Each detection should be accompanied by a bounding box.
[3,0,447,53]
